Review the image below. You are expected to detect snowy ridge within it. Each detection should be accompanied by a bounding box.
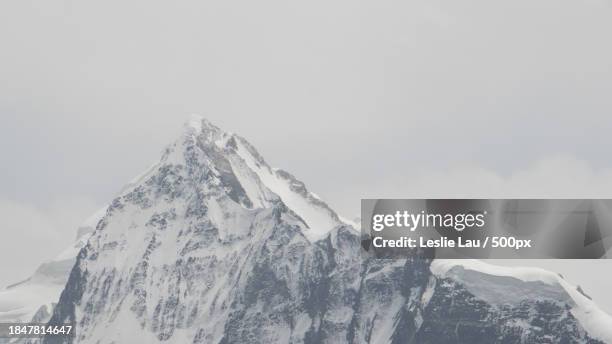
[431,259,563,285]
[431,259,612,343]
[233,136,344,241]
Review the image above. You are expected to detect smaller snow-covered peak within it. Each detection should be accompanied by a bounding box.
[0,206,103,324]
[80,206,107,229]
[431,259,612,343]
[75,206,107,240]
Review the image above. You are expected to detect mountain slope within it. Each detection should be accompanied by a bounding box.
[44,116,611,344]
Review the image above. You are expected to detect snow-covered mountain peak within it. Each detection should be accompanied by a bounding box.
[185,114,207,134]
[132,116,347,241]
[41,117,612,344]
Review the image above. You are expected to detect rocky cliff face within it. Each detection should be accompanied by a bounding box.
[43,117,609,344]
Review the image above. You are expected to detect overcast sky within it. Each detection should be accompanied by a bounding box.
[2,0,612,312]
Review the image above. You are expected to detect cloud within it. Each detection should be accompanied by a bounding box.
[359,156,612,200]
[320,155,612,219]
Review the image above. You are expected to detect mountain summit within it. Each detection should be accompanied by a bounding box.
[44,117,611,343]
[148,114,345,241]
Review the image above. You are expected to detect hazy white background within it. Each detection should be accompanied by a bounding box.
[1,0,612,311]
